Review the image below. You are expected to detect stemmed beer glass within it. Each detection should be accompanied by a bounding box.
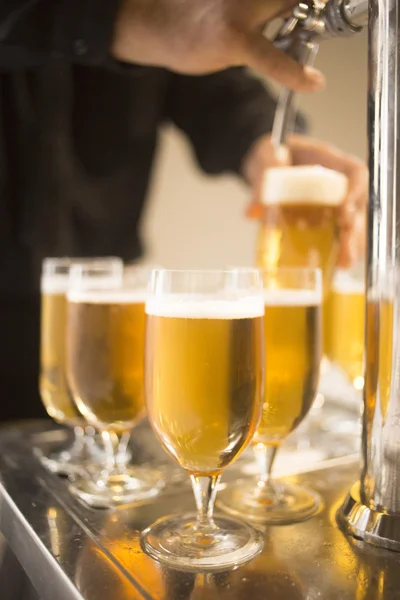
[326,263,365,391]
[66,263,163,507]
[39,256,122,475]
[141,269,265,571]
[218,268,323,524]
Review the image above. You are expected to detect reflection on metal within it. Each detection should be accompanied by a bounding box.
[338,482,400,552]
[1,423,400,599]
[338,0,400,550]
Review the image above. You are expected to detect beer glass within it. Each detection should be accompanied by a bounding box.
[40,256,123,475]
[255,165,346,432]
[141,269,265,571]
[326,265,365,390]
[66,264,163,507]
[218,268,323,524]
[256,165,347,297]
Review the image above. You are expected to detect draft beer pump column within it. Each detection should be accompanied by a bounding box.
[271,0,400,551]
[338,0,400,550]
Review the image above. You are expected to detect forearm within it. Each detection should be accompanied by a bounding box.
[0,0,119,69]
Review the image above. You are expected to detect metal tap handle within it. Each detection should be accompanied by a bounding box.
[271,40,318,148]
[270,1,320,148]
[270,0,368,149]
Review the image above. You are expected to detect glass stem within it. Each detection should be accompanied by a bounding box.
[116,431,131,467]
[191,475,221,533]
[70,425,86,454]
[102,431,131,479]
[59,425,86,462]
[253,442,281,502]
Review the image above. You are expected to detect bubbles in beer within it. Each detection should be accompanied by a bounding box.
[254,289,322,444]
[145,300,264,475]
[67,291,148,431]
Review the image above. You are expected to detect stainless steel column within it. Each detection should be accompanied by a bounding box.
[337,0,400,550]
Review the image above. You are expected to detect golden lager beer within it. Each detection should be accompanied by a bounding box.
[40,274,81,425]
[67,290,147,432]
[256,165,347,286]
[365,298,379,431]
[145,297,264,476]
[328,272,365,388]
[256,166,347,355]
[378,298,394,419]
[253,289,322,445]
[364,295,394,425]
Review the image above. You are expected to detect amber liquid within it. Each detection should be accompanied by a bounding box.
[364,298,393,425]
[145,314,264,476]
[257,204,339,286]
[254,300,321,445]
[40,292,81,425]
[67,299,146,432]
[328,287,365,386]
[256,202,339,356]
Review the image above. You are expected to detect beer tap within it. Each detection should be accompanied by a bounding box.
[271,0,367,147]
[274,0,400,555]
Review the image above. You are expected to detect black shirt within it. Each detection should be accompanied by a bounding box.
[0,1,305,420]
[0,1,297,295]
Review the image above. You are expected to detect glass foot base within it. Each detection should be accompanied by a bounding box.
[39,452,86,477]
[141,513,264,572]
[37,437,110,478]
[217,479,322,525]
[68,466,165,508]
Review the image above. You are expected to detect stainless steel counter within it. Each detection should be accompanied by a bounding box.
[0,420,399,600]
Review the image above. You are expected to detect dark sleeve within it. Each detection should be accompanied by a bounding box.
[0,0,119,69]
[164,67,307,176]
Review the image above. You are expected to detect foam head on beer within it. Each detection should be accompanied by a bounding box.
[145,294,264,319]
[263,288,322,307]
[261,165,348,206]
[332,270,365,295]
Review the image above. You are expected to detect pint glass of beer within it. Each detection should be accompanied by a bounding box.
[256,165,347,286]
[218,268,323,524]
[327,265,365,390]
[66,264,163,507]
[141,269,265,571]
[40,256,123,475]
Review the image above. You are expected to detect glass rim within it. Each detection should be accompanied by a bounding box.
[226,265,321,276]
[149,268,263,275]
[42,256,122,276]
[225,266,322,289]
[67,266,153,303]
[42,259,123,295]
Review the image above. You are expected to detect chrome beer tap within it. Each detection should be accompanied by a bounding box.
[271,0,367,146]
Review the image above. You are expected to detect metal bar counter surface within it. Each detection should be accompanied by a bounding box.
[1,420,400,600]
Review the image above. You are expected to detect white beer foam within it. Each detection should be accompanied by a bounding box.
[146,295,264,319]
[264,289,322,306]
[332,272,364,295]
[68,289,148,304]
[41,275,69,294]
[262,165,347,206]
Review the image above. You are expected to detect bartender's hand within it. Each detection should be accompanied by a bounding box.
[111,0,325,92]
[243,133,368,268]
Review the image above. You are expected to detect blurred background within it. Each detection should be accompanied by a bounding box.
[143,32,367,269]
